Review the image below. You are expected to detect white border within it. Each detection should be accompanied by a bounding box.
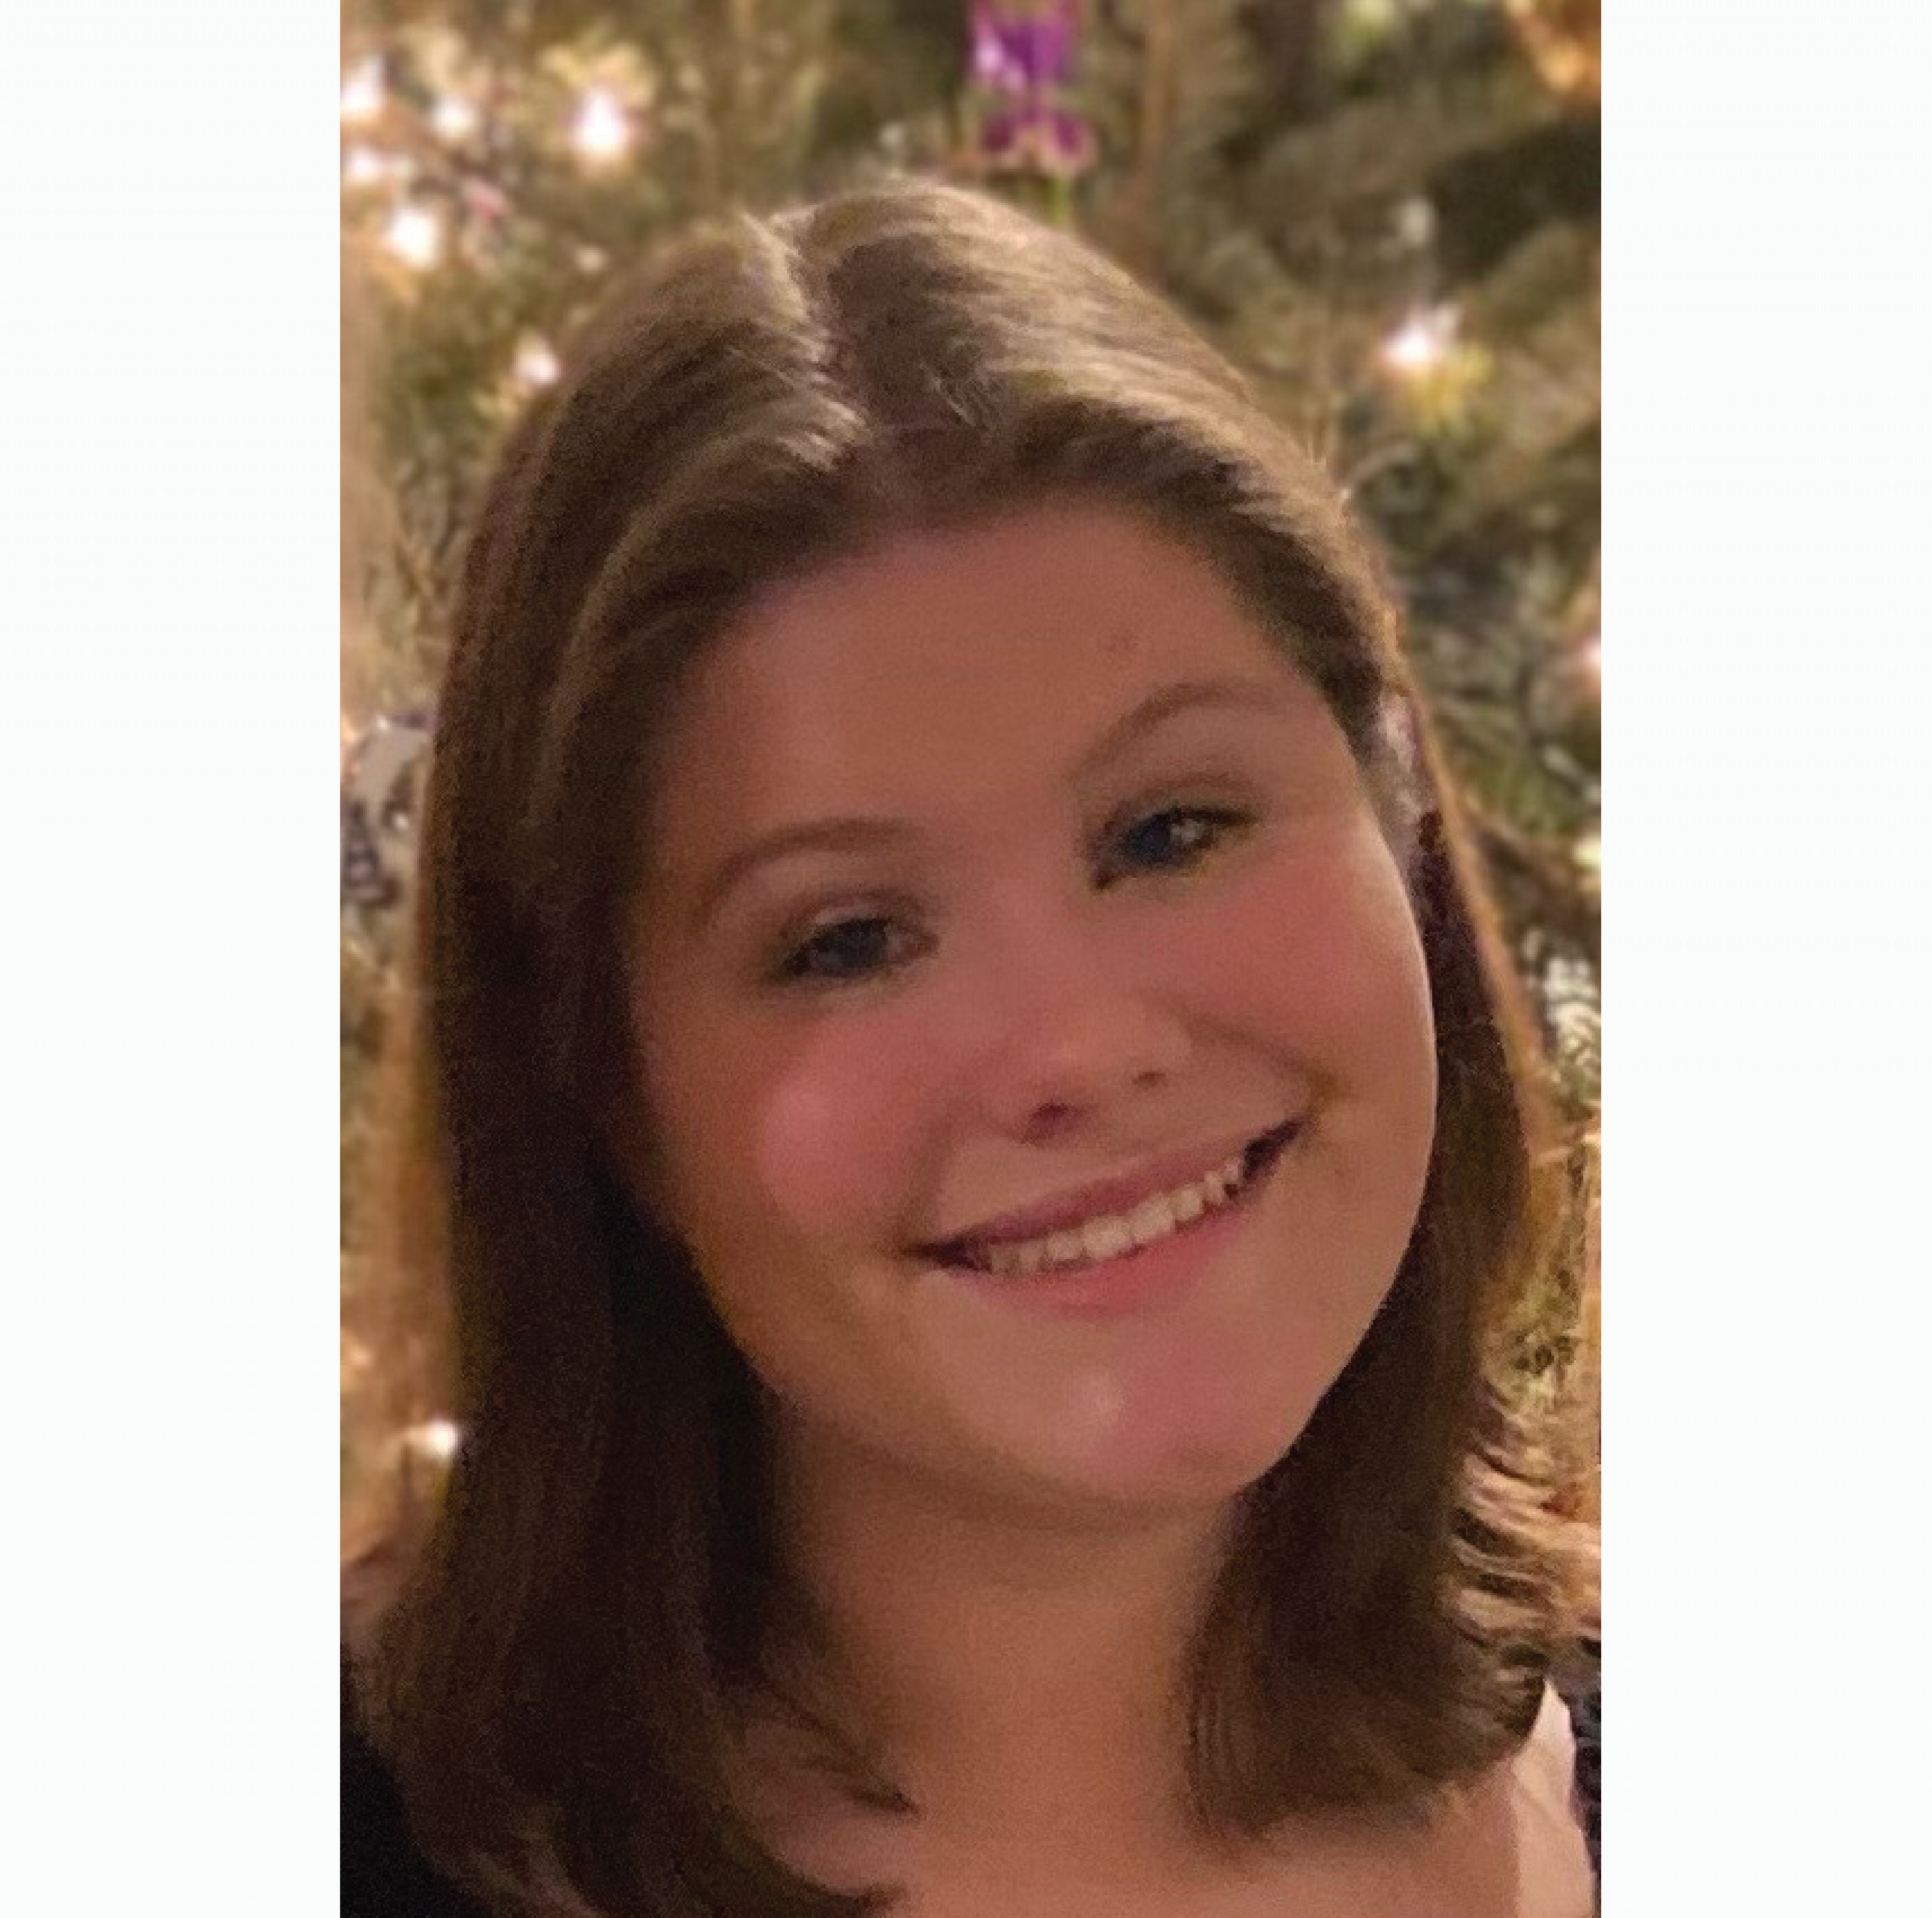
[1613,4,1931,1911]
[0,8,337,1910]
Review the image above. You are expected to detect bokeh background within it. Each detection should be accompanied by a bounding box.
[341,0,1600,1524]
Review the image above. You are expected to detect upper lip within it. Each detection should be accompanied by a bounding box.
[919,1121,1295,1252]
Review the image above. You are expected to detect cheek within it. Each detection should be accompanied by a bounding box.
[737,1032,938,1248]
[1182,823,1436,1101]
[632,1010,937,1427]
[643,1004,941,1265]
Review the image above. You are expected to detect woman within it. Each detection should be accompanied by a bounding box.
[344,180,1598,1916]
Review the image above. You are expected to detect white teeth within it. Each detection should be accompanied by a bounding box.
[1128,1192,1178,1248]
[959,1141,1277,1280]
[1081,1215,1135,1262]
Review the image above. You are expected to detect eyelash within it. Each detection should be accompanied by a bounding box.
[1093,803,1255,891]
[767,804,1257,989]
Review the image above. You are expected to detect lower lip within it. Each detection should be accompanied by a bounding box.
[931,1137,1293,1320]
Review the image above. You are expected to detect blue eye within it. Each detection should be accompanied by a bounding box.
[1099,805,1254,886]
[773,915,924,986]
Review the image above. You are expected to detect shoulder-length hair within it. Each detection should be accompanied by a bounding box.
[359,180,1591,1917]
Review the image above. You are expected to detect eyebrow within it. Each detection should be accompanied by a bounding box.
[693,816,925,932]
[1073,675,1292,779]
[693,675,1290,932]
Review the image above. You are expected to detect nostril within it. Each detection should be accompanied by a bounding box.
[1023,1100,1081,1144]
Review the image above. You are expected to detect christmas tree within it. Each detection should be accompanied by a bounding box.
[342,0,1600,1511]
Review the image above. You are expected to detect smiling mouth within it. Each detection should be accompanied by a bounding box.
[918,1121,1301,1279]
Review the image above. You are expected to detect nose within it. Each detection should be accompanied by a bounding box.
[969,912,1192,1145]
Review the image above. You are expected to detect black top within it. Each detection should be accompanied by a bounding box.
[341,1662,486,1918]
[1567,1672,1602,1882]
[343,1664,1601,1915]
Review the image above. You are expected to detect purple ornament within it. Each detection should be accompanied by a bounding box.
[971,1,1078,94]
[981,101,1094,179]
[969,0,1090,181]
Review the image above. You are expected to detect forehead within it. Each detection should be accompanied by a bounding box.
[654,503,1302,820]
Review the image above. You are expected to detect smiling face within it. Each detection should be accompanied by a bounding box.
[626,502,1437,1521]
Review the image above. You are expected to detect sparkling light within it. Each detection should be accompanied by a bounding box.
[1379,305,1458,377]
[512,337,562,390]
[1393,196,1435,250]
[383,203,444,272]
[341,58,384,126]
[431,94,480,142]
[571,86,633,165]
[341,144,388,190]
[1578,631,1601,689]
[404,1418,462,1463]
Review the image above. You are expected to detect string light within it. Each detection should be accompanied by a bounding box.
[402,1418,463,1463]
[1393,196,1435,251]
[1379,305,1458,377]
[341,57,384,126]
[570,86,633,165]
[1345,0,1403,31]
[341,144,388,190]
[1578,631,1601,689]
[1505,0,1600,106]
[431,94,480,143]
[512,337,562,390]
[383,203,445,272]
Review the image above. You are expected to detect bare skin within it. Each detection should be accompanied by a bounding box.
[632,504,1590,1915]
[737,1454,1588,1917]
[747,1701,1589,1916]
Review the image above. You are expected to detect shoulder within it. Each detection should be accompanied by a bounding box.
[1558,1666,1601,1880]
[1424,1679,1596,1918]
[1502,1680,1599,1915]
[341,1654,485,1918]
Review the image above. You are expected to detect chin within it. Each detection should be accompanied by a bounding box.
[991,1400,1314,1522]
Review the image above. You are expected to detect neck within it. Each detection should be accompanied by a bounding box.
[762,1421,1235,1852]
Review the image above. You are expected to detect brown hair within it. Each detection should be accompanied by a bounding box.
[358,180,1591,1916]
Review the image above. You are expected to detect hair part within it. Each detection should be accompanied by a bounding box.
[359,180,1592,1917]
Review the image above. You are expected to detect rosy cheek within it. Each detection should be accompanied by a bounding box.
[735,1023,938,1250]
[1181,828,1431,1060]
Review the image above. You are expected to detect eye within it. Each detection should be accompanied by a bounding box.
[1096,805,1255,888]
[771,913,928,987]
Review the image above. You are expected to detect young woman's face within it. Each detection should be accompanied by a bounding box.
[629,503,1437,1519]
